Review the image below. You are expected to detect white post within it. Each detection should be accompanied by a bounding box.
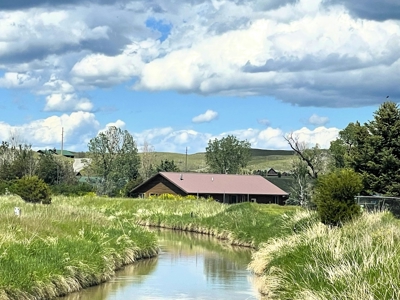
[14,207,21,217]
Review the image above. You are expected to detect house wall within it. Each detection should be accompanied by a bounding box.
[132,175,186,198]
[188,193,287,205]
[255,195,287,205]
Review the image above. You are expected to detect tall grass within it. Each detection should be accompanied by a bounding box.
[0,195,158,300]
[249,210,400,299]
[67,196,298,248]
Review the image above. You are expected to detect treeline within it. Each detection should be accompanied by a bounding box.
[0,142,94,198]
[286,101,400,225]
[0,127,183,199]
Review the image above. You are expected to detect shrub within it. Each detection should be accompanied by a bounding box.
[159,193,178,200]
[50,182,95,196]
[0,180,12,195]
[123,176,144,197]
[11,176,52,204]
[314,168,362,226]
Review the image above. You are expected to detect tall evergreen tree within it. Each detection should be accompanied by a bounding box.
[348,102,400,196]
[157,159,180,172]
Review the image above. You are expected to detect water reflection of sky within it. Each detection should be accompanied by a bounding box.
[59,230,262,300]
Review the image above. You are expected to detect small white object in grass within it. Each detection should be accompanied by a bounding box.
[14,207,21,216]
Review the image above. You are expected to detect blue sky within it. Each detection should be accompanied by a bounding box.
[0,0,399,153]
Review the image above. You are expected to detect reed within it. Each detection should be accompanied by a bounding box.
[249,210,400,299]
[0,195,158,300]
[64,196,298,248]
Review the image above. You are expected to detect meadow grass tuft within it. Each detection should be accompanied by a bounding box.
[249,209,400,299]
[69,196,298,248]
[0,195,158,300]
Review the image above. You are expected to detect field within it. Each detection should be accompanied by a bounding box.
[1,194,399,300]
[141,148,295,172]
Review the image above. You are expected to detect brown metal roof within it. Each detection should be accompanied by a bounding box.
[159,172,289,195]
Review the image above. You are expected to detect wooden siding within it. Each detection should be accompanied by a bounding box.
[132,174,186,198]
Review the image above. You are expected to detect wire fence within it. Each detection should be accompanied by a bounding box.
[355,196,400,218]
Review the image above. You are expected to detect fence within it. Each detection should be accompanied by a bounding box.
[355,196,400,218]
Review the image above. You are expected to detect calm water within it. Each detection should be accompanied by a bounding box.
[59,229,264,300]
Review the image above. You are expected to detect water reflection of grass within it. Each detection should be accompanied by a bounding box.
[154,228,254,285]
[60,258,159,300]
[154,228,253,264]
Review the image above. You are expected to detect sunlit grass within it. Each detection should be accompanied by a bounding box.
[0,193,302,299]
[66,196,298,248]
[0,195,158,300]
[249,210,400,299]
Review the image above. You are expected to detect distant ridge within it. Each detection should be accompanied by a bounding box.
[250,148,294,156]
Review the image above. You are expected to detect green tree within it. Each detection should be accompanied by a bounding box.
[88,126,140,196]
[343,102,400,196]
[0,142,36,180]
[205,135,251,174]
[157,159,180,172]
[314,168,362,226]
[36,151,76,185]
[123,175,144,197]
[36,151,59,184]
[329,122,364,169]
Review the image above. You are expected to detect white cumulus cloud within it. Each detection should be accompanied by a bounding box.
[44,93,93,112]
[0,72,40,89]
[192,110,219,123]
[0,112,100,151]
[308,114,329,126]
[98,120,126,134]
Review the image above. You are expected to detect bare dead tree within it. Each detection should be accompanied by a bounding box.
[140,140,156,180]
[284,132,326,179]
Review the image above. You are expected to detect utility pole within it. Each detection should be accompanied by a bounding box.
[61,127,64,156]
[185,147,188,172]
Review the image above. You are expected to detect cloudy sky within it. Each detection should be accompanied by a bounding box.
[0,0,399,153]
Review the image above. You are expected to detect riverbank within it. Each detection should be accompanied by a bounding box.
[0,196,158,300]
[66,195,298,248]
[3,195,397,300]
[249,209,400,299]
[72,195,400,299]
[0,195,297,299]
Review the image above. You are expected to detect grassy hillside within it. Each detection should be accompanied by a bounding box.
[266,177,295,193]
[72,149,295,173]
[145,149,295,173]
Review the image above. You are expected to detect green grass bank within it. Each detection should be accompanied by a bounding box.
[3,195,397,300]
[249,210,400,299]
[0,196,158,300]
[69,196,299,248]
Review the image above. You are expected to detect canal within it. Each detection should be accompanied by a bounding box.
[59,229,264,299]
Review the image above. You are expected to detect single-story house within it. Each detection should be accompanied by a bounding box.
[37,149,75,158]
[131,172,289,205]
[267,168,279,176]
